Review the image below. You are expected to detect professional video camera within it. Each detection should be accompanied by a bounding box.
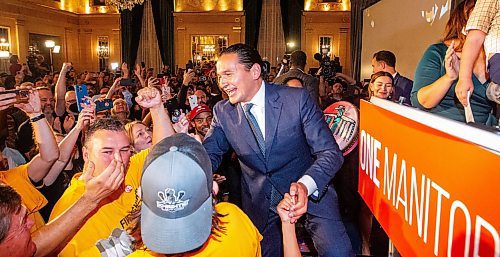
[314,50,342,80]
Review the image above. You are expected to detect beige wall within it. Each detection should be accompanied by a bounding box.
[0,0,119,73]
[304,0,350,12]
[302,11,351,76]
[174,0,243,12]
[173,12,245,68]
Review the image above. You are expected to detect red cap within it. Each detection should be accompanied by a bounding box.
[188,104,212,120]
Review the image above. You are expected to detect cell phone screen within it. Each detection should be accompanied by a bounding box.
[188,95,198,109]
[75,85,90,112]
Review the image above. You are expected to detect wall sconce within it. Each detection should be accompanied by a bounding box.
[97,45,109,58]
[45,40,56,72]
[53,45,61,54]
[0,38,10,58]
[97,36,110,59]
[45,40,55,48]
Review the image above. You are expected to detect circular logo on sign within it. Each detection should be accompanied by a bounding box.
[323,101,359,156]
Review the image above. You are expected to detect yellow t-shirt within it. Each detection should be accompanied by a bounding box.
[49,149,149,257]
[128,202,262,257]
[0,164,47,232]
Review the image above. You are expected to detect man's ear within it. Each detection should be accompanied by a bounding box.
[380,61,386,70]
[250,63,262,80]
[82,146,89,163]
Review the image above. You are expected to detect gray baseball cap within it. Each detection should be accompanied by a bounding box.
[141,133,213,254]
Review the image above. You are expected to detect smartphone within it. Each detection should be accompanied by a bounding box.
[188,95,198,109]
[120,78,134,86]
[0,89,30,104]
[95,99,113,112]
[171,109,181,123]
[75,85,90,112]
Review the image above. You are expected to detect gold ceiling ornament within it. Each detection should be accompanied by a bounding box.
[106,0,145,11]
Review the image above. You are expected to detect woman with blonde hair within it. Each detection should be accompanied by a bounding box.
[124,121,152,153]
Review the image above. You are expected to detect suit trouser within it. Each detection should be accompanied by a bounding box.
[261,211,355,257]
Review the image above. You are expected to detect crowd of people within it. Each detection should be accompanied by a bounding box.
[0,0,498,257]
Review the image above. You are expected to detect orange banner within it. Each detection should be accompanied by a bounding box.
[358,100,500,257]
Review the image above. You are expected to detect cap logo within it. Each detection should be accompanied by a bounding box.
[157,188,190,212]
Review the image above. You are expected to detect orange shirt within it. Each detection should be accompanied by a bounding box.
[0,164,47,232]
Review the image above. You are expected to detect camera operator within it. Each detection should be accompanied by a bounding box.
[273,50,320,105]
[319,72,363,109]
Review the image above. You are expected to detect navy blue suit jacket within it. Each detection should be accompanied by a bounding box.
[393,73,413,105]
[203,83,344,231]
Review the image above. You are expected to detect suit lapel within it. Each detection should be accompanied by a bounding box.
[265,83,282,160]
[232,103,266,163]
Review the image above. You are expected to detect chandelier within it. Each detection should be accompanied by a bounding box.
[106,0,145,11]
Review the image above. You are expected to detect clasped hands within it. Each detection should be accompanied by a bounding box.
[277,182,308,224]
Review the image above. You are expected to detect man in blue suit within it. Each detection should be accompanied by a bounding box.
[203,43,353,257]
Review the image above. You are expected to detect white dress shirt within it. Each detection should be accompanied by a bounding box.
[242,81,266,139]
[242,81,319,197]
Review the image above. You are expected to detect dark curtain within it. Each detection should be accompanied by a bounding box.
[350,0,380,81]
[244,0,263,48]
[280,0,303,52]
[120,4,144,66]
[151,0,175,69]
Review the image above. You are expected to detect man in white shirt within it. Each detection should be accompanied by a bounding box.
[203,43,352,257]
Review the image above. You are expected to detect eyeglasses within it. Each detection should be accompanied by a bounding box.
[193,116,213,124]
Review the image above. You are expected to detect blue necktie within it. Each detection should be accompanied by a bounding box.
[243,104,281,213]
[243,103,265,157]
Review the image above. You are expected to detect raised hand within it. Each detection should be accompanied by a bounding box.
[172,112,189,133]
[0,87,17,111]
[122,62,130,78]
[135,86,162,109]
[134,64,142,78]
[147,77,160,88]
[14,86,41,115]
[183,69,195,85]
[445,41,460,81]
[61,62,72,74]
[75,99,96,130]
